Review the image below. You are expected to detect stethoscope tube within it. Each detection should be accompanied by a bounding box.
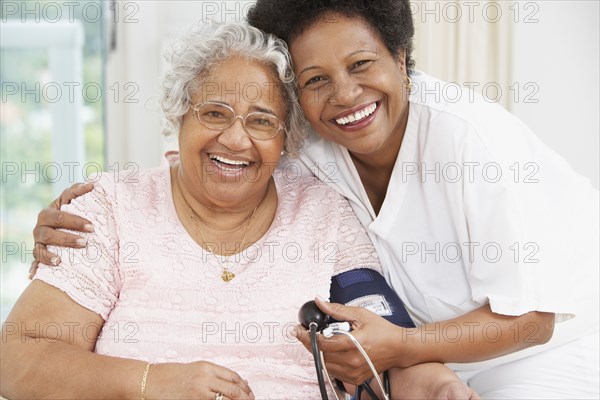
[310,326,391,400]
[309,322,329,400]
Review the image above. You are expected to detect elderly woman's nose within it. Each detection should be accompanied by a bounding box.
[217,118,253,150]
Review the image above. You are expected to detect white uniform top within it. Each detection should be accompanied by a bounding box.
[293,70,600,370]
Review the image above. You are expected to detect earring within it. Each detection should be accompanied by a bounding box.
[280,150,285,156]
[405,74,413,92]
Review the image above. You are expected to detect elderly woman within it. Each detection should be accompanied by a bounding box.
[1,21,477,400]
[1,22,331,399]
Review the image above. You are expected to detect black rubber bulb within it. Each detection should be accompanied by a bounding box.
[298,300,329,331]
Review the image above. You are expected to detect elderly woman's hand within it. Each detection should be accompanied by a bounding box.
[30,182,94,278]
[148,362,255,400]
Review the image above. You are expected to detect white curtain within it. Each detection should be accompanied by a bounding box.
[411,1,513,110]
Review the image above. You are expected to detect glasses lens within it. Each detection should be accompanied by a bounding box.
[196,103,234,130]
[245,113,280,139]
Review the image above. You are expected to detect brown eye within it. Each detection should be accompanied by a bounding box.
[304,76,327,87]
[351,60,371,70]
[206,111,224,118]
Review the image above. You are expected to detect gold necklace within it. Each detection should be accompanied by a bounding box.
[179,191,258,282]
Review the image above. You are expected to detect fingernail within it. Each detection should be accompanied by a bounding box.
[76,238,87,246]
[84,224,94,233]
[316,295,327,302]
[51,257,60,266]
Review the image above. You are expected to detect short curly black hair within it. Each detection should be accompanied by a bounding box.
[246,0,415,73]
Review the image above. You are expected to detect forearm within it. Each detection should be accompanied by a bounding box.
[1,337,144,399]
[400,305,555,366]
[389,363,478,399]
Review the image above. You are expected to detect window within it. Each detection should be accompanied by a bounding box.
[1,0,105,320]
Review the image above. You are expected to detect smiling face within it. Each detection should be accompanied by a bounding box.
[290,13,410,162]
[178,55,286,208]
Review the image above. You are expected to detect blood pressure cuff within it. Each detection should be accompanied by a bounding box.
[329,268,415,328]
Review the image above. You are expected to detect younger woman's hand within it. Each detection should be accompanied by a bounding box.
[294,297,407,385]
[30,182,94,278]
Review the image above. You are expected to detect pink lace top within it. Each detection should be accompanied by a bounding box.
[35,163,381,399]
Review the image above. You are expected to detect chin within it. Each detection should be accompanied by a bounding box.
[337,133,386,155]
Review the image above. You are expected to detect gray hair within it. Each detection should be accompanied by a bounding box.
[160,22,307,156]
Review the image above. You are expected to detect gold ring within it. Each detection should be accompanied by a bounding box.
[215,392,224,400]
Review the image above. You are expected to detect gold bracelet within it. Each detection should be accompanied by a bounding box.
[140,363,152,400]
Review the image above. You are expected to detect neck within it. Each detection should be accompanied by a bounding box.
[349,101,409,214]
[350,100,409,172]
[174,166,269,233]
[171,165,277,255]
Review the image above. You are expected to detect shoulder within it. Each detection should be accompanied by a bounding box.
[273,166,348,208]
[410,71,512,119]
[410,71,525,138]
[408,71,561,166]
[272,166,356,228]
[63,166,169,215]
[410,71,529,138]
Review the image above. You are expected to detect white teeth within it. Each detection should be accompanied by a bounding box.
[335,103,377,125]
[210,154,250,166]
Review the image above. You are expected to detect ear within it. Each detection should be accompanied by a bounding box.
[396,49,407,73]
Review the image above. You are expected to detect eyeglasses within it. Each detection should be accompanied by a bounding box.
[190,101,284,140]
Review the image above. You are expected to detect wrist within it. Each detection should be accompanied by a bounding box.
[143,363,177,400]
[401,325,431,366]
[397,324,440,368]
[140,363,152,400]
[386,325,421,369]
[114,360,153,399]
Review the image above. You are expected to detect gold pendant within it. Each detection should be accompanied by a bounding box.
[221,270,235,282]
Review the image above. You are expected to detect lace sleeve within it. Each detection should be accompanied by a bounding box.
[333,196,382,276]
[34,174,121,320]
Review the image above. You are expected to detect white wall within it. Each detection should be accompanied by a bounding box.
[105,0,253,168]
[512,1,599,188]
[105,1,599,189]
